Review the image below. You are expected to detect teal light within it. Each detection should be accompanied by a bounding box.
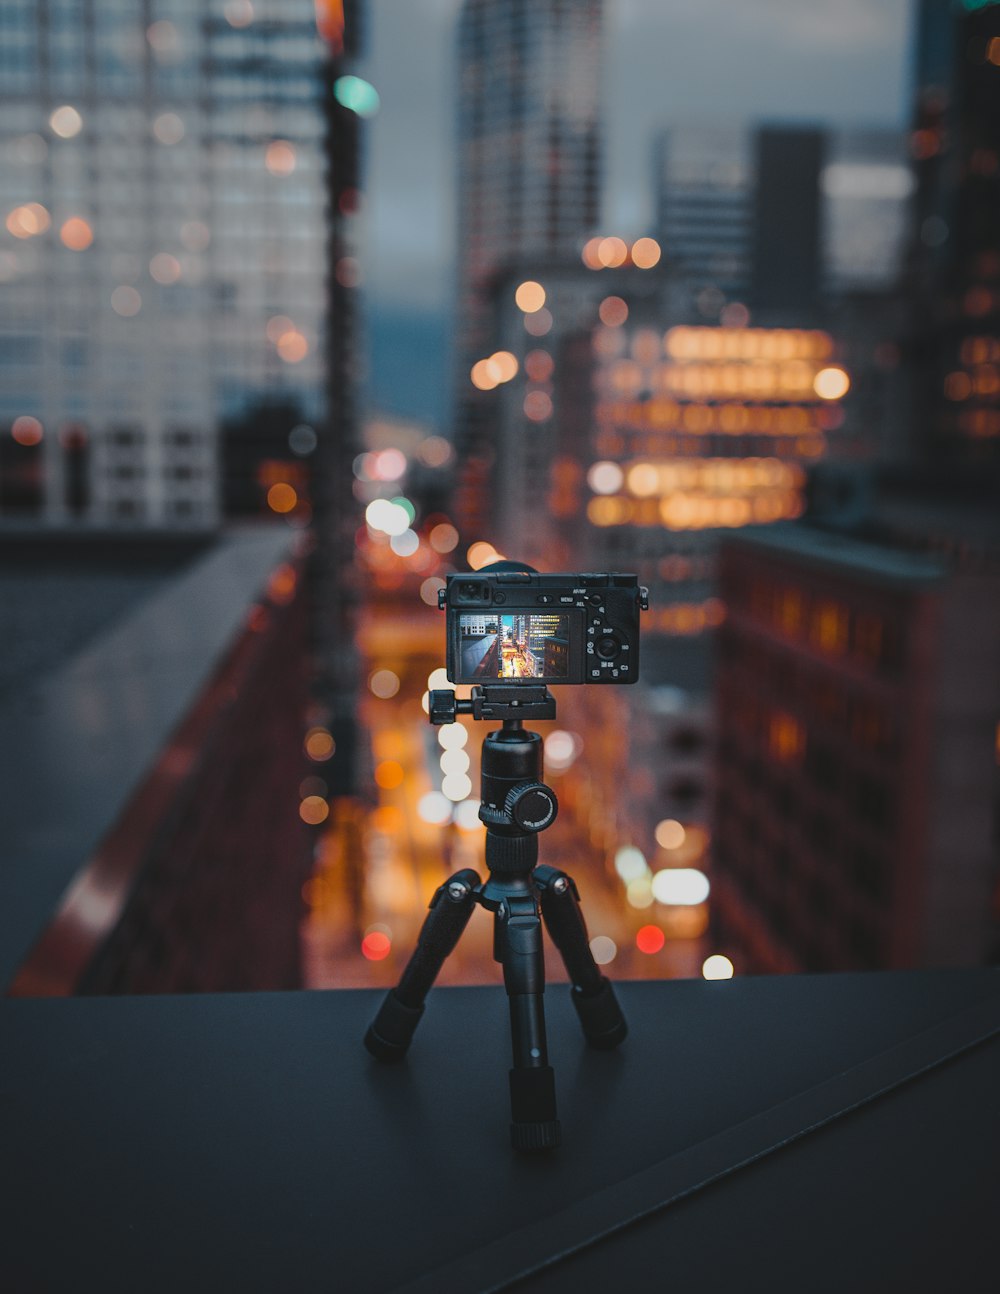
[334,76,380,118]
[391,496,416,524]
[961,0,999,11]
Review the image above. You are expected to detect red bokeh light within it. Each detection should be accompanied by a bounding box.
[636,925,665,955]
[361,932,391,961]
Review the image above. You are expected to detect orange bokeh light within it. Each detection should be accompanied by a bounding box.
[60,217,93,250]
[305,728,336,761]
[374,760,404,790]
[267,482,298,513]
[299,795,330,825]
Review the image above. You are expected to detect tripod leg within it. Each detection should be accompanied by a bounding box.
[536,865,627,1051]
[496,898,561,1152]
[364,869,480,1063]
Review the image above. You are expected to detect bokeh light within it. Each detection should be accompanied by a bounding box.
[429,522,459,553]
[650,868,710,905]
[614,845,648,882]
[655,819,686,850]
[587,461,624,494]
[599,296,629,327]
[417,436,452,467]
[589,936,618,965]
[389,529,419,557]
[224,0,254,26]
[523,308,552,337]
[374,760,404,790]
[813,367,851,399]
[597,236,628,268]
[438,723,469,749]
[631,237,662,268]
[60,217,93,251]
[524,350,554,382]
[442,772,473,801]
[368,669,401,699]
[277,331,308,363]
[267,483,297,514]
[150,252,181,284]
[439,748,471,777]
[49,105,83,138]
[152,113,185,145]
[265,140,297,176]
[703,954,735,980]
[636,925,666,954]
[361,930,392,961]
[467,541,501,570]
[544,730,582,771]
[110,286,142,317]
[305,727,335,761]
[299,795,330,825]
[417,792,452,825]
[11,416,43,447]
[515,280,546,313]
[452,800,483,831]
[420,577,446,606]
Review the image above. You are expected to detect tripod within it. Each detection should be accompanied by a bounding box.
[364,685,627,1152]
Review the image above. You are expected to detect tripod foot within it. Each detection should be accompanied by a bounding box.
[509,1066,561,1152]
[364,991,424,1063]
[572,978,627,1050]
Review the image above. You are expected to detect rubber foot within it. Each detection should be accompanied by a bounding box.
[363,992,424,1063]
[572,979,627,1050]
[511,1119,561,1153]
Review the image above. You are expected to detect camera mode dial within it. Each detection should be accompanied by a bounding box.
[504,782,558,833]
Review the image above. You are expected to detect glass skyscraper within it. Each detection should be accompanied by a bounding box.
[0,0,329,525]
[452,0,603,536]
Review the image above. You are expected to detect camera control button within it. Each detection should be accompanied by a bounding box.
[494,592,507,604]
[596,635,620,660]
[587,593,603,607]
[537,594,553,604]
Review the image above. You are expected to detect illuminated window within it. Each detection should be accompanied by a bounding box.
[777,589,803,637]
[769,711,805,764]
[810,601,848,655]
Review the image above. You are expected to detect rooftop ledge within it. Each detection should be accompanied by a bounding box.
[0,525,295,990]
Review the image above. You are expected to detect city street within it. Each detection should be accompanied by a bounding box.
[302,584,709,991]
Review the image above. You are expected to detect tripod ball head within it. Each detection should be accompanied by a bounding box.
[504,782,558,833]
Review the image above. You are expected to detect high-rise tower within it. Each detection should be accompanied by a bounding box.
[0,0,331,526]
[452,0,603,537]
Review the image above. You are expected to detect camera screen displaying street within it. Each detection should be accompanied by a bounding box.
[459,612,570,679]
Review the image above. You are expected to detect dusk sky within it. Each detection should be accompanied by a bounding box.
[355,0,914,427]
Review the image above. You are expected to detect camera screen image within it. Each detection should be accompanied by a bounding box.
[458,612,570,681]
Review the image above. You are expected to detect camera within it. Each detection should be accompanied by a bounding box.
[440,566,648,686]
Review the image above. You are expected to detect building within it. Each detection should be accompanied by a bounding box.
[452,0,604,538]
[711,523,1000,975]
[0,0,331,526]
[653,123,911,317]
[906,0,1000,472]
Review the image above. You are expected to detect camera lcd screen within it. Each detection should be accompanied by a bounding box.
[457,612,571,681]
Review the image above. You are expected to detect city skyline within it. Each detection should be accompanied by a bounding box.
[358,0,912,428]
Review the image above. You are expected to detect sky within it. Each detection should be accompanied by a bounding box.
[354,0,914,427]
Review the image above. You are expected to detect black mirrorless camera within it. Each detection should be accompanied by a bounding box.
[440,567,648,686]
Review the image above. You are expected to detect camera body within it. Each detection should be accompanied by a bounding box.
[441,569,647,686]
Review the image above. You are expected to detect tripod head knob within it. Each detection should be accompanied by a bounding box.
[504,782,558,833]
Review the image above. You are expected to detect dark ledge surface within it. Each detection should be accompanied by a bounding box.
[3,971,1000,1293]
